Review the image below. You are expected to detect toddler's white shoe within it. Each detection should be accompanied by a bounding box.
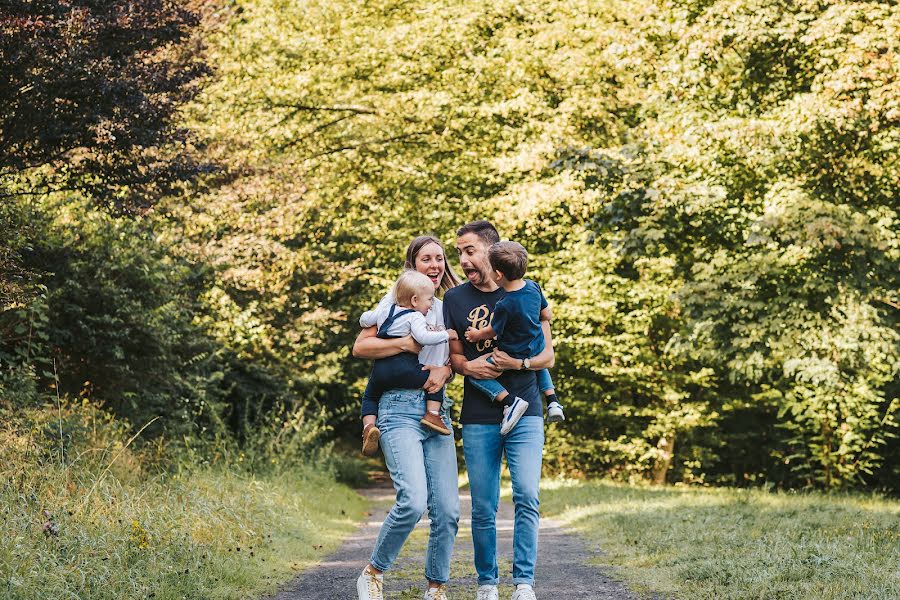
[500,396,529,435]
[475,584,499,600]
[546,401,565,423]
[357,566,384,600]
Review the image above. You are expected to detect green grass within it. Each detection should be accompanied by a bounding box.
[2,464,367,600]
[1,407,368,600]
[539,479,900,600]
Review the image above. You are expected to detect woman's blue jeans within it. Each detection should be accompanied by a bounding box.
[370,389,460,583]
[462,416,544,586]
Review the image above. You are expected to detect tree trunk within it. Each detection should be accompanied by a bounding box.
[651,433,676,485]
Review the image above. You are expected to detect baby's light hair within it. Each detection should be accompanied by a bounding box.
[394,270,434,306]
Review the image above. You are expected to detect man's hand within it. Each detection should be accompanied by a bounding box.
[422,365,453,393]
[465,354,504,379]
[490,348,522,371]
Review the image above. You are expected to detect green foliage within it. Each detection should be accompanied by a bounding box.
[0,401,367,600]
[171,0,898,489]
[1,0,897,491]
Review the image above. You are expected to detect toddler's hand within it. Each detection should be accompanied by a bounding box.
[464,327,479,342]
[447,329,459,341]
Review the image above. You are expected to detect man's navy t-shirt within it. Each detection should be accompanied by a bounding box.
[491,279,547,359]
[443,281,544,425]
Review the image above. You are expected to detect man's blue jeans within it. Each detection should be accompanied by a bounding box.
[462,416,544,586]
[370,389,460,583]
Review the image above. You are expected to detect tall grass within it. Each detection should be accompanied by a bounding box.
[1,400,368,599]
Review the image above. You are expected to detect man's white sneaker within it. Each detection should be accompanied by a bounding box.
[499,396,529,435]
[511,584,537,600]
[546,401,565,423]
[475,584,499,600]
[357,566,384,600]
[424,585,450,600]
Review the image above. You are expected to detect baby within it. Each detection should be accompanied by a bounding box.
[358,270,458,455]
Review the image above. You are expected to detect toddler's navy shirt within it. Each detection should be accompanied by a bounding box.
[491,279,547,359]
[443,281,547,424]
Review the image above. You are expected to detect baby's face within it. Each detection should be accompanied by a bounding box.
[414,291,435,315]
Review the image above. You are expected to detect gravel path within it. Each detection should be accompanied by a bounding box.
[268,481,644,600]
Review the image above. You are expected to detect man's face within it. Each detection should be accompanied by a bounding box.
[456,232,493,287]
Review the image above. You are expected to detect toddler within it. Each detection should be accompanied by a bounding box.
[465,241,565,435]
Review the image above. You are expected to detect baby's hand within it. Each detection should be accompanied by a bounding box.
[447,329,459,341]
[465,327,479,342]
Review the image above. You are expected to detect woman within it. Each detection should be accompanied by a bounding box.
[353,235,462,600]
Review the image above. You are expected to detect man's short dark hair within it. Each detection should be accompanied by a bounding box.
[457,220,500,246]
[489,241,528,281]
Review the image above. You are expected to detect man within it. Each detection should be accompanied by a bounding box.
[443,221,554,600]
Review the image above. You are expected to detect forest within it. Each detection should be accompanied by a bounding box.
[5,0,895,490]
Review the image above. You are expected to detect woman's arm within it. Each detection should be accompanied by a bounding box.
[352,326,422,359]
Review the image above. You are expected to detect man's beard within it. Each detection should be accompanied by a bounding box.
[464,268,489,285]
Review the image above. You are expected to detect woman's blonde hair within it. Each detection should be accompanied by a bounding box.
[393,270,435,306]
[404,235,461,296]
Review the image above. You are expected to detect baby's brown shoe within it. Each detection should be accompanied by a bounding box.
[420,412,451,435]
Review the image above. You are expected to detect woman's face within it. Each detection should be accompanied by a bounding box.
[414,242,446,291]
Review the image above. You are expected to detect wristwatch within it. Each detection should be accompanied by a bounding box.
[521,357,531,370]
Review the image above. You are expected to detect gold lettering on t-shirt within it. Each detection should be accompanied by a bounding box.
[467,304,495,353]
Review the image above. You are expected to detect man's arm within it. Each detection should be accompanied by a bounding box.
[352,326,422,359]
[490,320,555,370]
[449,339,504,379]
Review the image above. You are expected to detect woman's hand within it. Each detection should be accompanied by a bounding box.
[490,349,522,371]
[422,365,452,393]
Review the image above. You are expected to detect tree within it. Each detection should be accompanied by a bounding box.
[0,0,208,212]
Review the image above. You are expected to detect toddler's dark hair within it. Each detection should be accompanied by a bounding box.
[489,241,528,281]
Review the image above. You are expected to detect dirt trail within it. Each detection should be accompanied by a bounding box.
[268,482,645,600]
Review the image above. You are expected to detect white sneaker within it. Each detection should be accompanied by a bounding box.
[500,396,529,435]
[357,566,384,600]
[511,584,537,600]
[475,584,499,600]
[424,585,450,600]
[546,401,565,423]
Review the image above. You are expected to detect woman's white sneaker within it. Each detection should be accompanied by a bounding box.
[475,584,499,600]
[357,566,384,600]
